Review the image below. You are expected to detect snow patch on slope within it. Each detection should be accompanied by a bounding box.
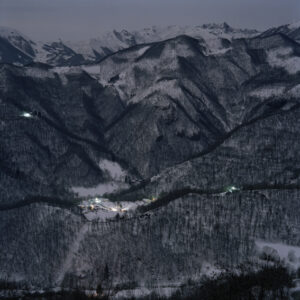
[52,65,102,82]
[82,65,100,75]
[72,159,128,197]
[115,286,177,299]
[25,68,55,79]
[207,47,232,56]
[256,240,300,270]
[267,47,300,74]
[137,46,150,57]
[249,86,285,99]
[99,159,126,181]
[52,66,71,74]
[72,182,125,197]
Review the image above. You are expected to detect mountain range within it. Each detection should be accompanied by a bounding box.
[0,21,300,298]
[0,23,258,66]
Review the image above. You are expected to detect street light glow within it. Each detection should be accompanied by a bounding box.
[21,112,33,118]
[225,186,239,193]
[94,198,101,204]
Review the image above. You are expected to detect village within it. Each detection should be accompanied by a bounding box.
[77,196,157,220]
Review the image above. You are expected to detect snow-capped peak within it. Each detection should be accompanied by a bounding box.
[288,20,300,30]
[0,26,32,41]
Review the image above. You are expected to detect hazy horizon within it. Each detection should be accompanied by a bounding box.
[0,0,299,42]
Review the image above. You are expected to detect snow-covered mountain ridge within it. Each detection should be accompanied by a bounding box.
[0,23,259,66]
[66,23,259,60]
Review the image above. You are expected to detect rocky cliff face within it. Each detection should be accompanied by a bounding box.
[0,22,300,297]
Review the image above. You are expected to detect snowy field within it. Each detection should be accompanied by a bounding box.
[71,159,129,198]
[256,240,300,270]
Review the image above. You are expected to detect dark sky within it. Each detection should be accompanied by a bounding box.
[0,0,299,41]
